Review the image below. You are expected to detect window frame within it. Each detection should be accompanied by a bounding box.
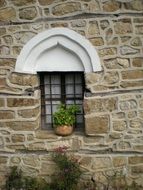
[39,72,85,130]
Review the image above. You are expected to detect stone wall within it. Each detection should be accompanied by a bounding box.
[0,0,143,187]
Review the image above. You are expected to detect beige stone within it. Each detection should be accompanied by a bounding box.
[120,81,143,88]
[114,19,132,34]
[103,0,120,12]
[85,115,109,135]
[113,120,127,131]
[90,37,104,46]
[38,0,56,6]
[131,165,143,174]
[7,98,39,107]
[23,156,39,167]
[80,157,92,168]
[0,98,4,107]
[52,2,81,16]
[88,21,100,35]
[121,70,143,80]
[99,47,117,57]
[11,134,25,143]
[12,46,22,56]
[11,0,36,6]
[130,37,142,47]
[0,110,15,119]
[0,7,16,21]
[10,157,21,164]
[104,58,129,69]
[0,0,6,8]
[0,58,16,68]
[120,46,139,55]
[28,142,46,151]
[132,58,143,67]
[130,119,142,129]
[112,156,126,167]
[0,28,6,36]
[103,71,119,84]
[19,7,37,20]
[0,156,8,164]
[125,0,143,11]
[92,157,112,170]
[129,156,143,164]
[18,107,40,118]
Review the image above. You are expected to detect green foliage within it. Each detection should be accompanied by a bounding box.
[51,146,82,190]
[53,104,80,127]
[5,166,51,190]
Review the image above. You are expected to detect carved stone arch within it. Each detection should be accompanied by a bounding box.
[15,28,102,74]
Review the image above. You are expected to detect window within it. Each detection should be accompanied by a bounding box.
[39,72,85,130]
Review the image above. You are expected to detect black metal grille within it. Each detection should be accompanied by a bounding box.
[39,72,85,129]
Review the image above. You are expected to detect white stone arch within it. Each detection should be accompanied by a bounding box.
[15,28,102,74]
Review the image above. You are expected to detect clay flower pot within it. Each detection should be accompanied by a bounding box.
[54,125,73,136]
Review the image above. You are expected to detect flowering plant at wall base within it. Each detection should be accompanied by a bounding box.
[53,104,80,136]
[51,146,82,190]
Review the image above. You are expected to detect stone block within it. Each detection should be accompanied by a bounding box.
[0,110,15,119]
[84,97,117,114]
[85,114,109,135]
[0,156,8,164]
[119,99,137,110]
[80,156,92,168]
[11,134,25,143]
[0,28,6,36]
[92,157,112,170]
[120,46,139,55]
[100,20,110,30]
[129,156,143,165]
[0,58,16,68]
[132,58,143,67]
[103,71,119,84]
[135,25,143,34]
[121,70,143,80]
[14,31,36,44]
[139,99,143,108]
[103,0,120,12]
[112,156,126,167]
[7,98,39,107]
[10,156,21,164]
[114,20,132,34]
[130,37,142,46]
[0,7,16,21]
[124,0,143,11]
[131,165,143,174]
[99,47,117,57]
[2,35,13,45]
[0,98,4,107]
[28,142,46,151]
[19,7,37,20]
[113,120,127,131]
[18,107,40,118]
[130,119,142,129]
[38,0,54,6]
[120,81,143,88]
[11,0,36,6]
[104,58,129,69]
[88,21,100,35]
[90,37,104,46]
[52,2,81,16]
[22,156,39,167]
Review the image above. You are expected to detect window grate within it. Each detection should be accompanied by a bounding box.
[39,72,85,129]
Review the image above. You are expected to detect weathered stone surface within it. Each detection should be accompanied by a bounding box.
[14,31,36,44]
[131,37,142,47]
[118,141,131,150]
[99,47,117,57]
[85,72,103,84]
[10,0,36,6]
[121,70,143,80]
[103,0,120,12]
[38,0,56,6]
[0,58,16,68]
[112,156,126,167]
[7,98,39,107]
[92,157,112,169]
[129,156,143,164]
[114,19,132,34]
[85,0,100,12]
[52,2,81,16]
[0,99,4,107]
[84,97,117,113]
[11,134,25,143]
[9,73,39,86]
[2,35,13,45]
[22,156,39,167]
[119,100,137,110]
[100,20,110,30]
[131,165,143,174]
[40,162,55,175]
[0,28,6,36]
[132,57,143,67]
[88,21,100,35]
[139,99,143,108]
[113,120,127,131]
[10,156,21,164]
[0,0,6,8]
[120,46,139,55]
[28,142,46,151]
[0,7,16,21]
[130,119,143,129]
[104,58,129,69]
[18,107,39,118]
[0,156,8,164]
[135,25,143,34]
[0,45,10,55]
[103,71,119,84]
[80,156,92,168]
[0,110,15,119]
[19,7,37,20]
[120,81,143,88]
[124,0,143,11]
[85,115,109,135]
[90,37,104,46]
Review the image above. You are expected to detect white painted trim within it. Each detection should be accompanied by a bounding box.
[15,28,102,74]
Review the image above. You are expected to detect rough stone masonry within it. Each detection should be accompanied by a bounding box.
[0,0,143,187]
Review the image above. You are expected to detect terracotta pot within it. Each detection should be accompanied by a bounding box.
[54,125,73,136]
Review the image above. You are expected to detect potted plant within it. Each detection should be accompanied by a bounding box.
[53,104,79,136]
